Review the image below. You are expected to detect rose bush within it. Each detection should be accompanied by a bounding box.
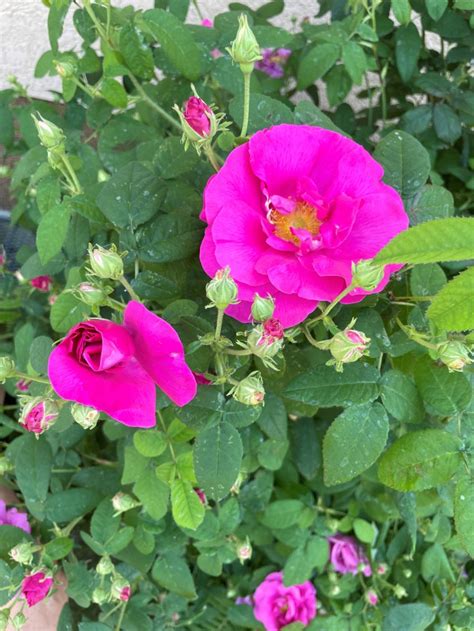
[0,1,473,630]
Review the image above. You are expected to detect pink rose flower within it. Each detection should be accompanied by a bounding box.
[30,275,53,292]
[21,572,53,606]
[328,534,372,576]
[0,499,31,533]
[255,48,292,78]
[200,124,408,328]
[253,572,317,631]
[48,301,197,428]
[184,96,212,137]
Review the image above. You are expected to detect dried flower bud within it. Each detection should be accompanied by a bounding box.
[88,244,124,281]
[251,294,275,322]
[206,267,239,310]
[112,492,140,515]
[111,576,131,602]
[76,282,108,307]
[0,357,16,383]
[227,14,262,73]
[19,397,59,435]
[436,340,472,372]
[9,542,36,566]
[96,556,114,576]
[31,114,65,150]
[352,259,385,291]
[231,371,265,406]
[71,403,100,430]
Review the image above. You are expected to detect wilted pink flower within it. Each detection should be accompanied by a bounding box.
[30,276,53,292]
[194,488,207,505]
[20,399,59,434]
[0,499,31,533]
[21,572,53,606]
[329,534,372,577]
[48,301,197,428]
[201,18,213,27]
[184,96,212,137]
[260,318,284,345]
[120,586,131,601]
[16,378,30,392]
[366,589,378,606]
[253,572,317,631]
[200,125,408,328]
[255,48,291,78]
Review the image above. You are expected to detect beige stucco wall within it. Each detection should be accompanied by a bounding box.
[0,0,311,99]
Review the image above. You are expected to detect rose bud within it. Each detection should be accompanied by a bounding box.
[236,538,252,563]
[366,589,378,606]
[352,259,385,291]
[92,586,110,605]
[9,542,36,565]
[251,294,275,322]
[377,563,388,575]
[206,266,239,311]
[0,356,16,383]
[76,282,109,307]
[111,576,131,602]
[436,340,472,372]
[231,371,265,406]
[328,328,370,371]
[0,246,6,269]
[16,378,30,392]
[183,96,213,138]
[19,397,59,435]
[112,492,140,515]
[31,114,65,150]
[96,556,114,576]
[71,403,100,430]
[194,488,207,505]
[11,612,26,630]
[30,275,53,292]
[88,244,124,281]
[227,13,262,73]
[21,572,53,607]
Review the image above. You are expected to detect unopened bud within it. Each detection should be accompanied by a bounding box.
[92,586,110,605]
[377,563,388,575]
[9,543,36,565]
[394,584,407,599]
[436,340,472,372]
[231,371,265,406]
[97,169,110,183]
[352,259,385,291]
[55,61,75,79]
[227,14,262,73]
[236,538,252,563]
[246,318,284,362]
[194,488,207,505]
[330,585,341,596]
[19,397,59,435]
[324,324,370,372]
[111,576,131,602]
[251,294,275,322]
[403,568,412,578]
[76,283,108,307]
[11,613,26,630]
[112,492,140,515]
[0,610,9,631]
[365,589,378,606]
[178,96,215,139]
[96,556,114,576]
[88,244,124,281]
[31,114,65,150]
[71,403,100,430]
[0,246,6,269]
[206,267,238,310]
[0,357,16,383]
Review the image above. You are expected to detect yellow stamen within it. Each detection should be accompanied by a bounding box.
[270,201,321,245]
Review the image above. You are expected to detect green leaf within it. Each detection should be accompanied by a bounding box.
[0,525,32,561]
[134,430,168,458]
[325,65,352,108]
[15,434,52,519]
[36,175,61,215]
[97,162,164,228]
[289,417,321,480]
[154,136,199,179]
[261,500,304,529]
[37,203,71,264]
[45,489,102,523]
[414,357,471,416]
[380,370,424,423]
[134,468,169,521]
[284,363,379,408]
[410,263,446,297]
[170,478,205,530]
[194,421,243,501]
[421,543,455,581]
[427,267,474,332]
[342,42,367,84]
[353,518,376,544]
[401,105,433,136]
[426,0,448,20]
[29,336,53,374]
[408,185,453,225]
[433,103,462,143]
[48,0,72,52]
[373,130,430,198]
[378,429,461,492]
[131,271,179,303]
[119,23,154,79]
[395,24,421,82]
[137,214,203,263]
[297,43,340,90]
[294,101,345,134]
[141,9,202,80]
[374,218,474,265]
[397,493,417,555]
[382,604,435,631]
[50,292,91,333]
[229,94,294,134]
[152,553,197,599]
[257,392,287,439]
[391,0,411,25]
[454,474,474,557]
[258,438,289,471]
[91,499,119,544]
[44,537,74,560]
[101,78,128,109]
[177,388,225,430]
[323,403,389,486]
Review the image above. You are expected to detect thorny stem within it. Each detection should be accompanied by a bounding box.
[240,72,251,137]
[118,276,140,302]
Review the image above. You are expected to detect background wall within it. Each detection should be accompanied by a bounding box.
[0,1,312,99]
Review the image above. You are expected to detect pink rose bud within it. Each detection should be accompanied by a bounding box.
[328,534,372,577]
[366,589,378,606]
[30,275,53,292]
[193,372,212,386]
[48,294,58,306]
[19,398,59,435]
[15,379,30,392]
[377,563,388,575]
[111,576,131,602]
[262,318,284,343]
[194,488,207,505]
[184,96,213,137]
[201,18,213,27]
[236,539,252,563]
[253,572,317,630]
[21,572,53,607]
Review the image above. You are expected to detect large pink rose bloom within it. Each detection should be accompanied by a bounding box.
[48,301,197,428]
[253,571,317,631]
[200,125,408,328]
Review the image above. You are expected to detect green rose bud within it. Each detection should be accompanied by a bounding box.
[111,575,131,602]
[88,244,124,281]
[96,556,114,576]
[352,259,385,291]
[251,294,275,322]
[436,340,472,372]
[9,542,36,565]
[231,371,265,406]
[326,327,370,372]
[54,61,76,79]
[76,282,109,307]
[0,357,16,383]
[71,403,100,430]
[92,586,110,605]
[19,397,59,434]
[206,267,239,310]
[227,14,263,73]
[31,114,65,150]
[112,492,140,515]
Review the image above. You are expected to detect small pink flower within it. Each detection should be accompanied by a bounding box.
[183,96,212,137]
[30,276,53,292]
[16,378,30,392]
[48,301,197,428]
[120,586,131,601]
[255,48,292,78]
[260,318,284,344]
[0,500,31,533]
[201,18,213,27]
[328,534,372,577]
[366,589,378,606]
[21,572,53,607]
[253,571,317,631]
[194,488,207,505]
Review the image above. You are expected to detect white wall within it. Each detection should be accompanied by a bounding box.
[0,0,311,99]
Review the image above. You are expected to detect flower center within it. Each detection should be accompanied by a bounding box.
[270,201,321,246]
